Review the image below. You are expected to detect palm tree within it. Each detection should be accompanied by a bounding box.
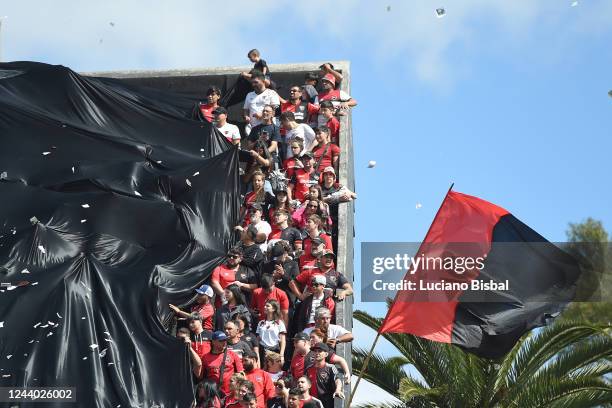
[353,309,612,407]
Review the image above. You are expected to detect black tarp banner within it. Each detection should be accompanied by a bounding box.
[0,62,240,407]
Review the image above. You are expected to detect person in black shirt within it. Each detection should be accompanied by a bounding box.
[240,225,264,285]
[225,319,253,359]
[267,376,291,408]
[242,49,271,86]
[305,343,344,408]
[247,105,281,164]
[262,242,300,307]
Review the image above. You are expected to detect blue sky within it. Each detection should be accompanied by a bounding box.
[2,0,611,404]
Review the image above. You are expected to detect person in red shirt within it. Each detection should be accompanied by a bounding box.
[201,331,244,397]
[295,376,324,408]
[283,139,305,180]
[316,102,340,144]
[251,274,289,325]
[199,86,221,122]
[211,247,243,306]
[168,283,215,333]
[296,236,326,274]
[311,127,340,174]
[280,85,319,129]
[176,327,203,379]
[317,74,357,113]
[301,214,332,256]
[189,314,212,361]
[305,343,344,408]
[243,350,275,408]
[288,152,316,203]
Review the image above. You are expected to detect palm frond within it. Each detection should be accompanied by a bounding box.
[352,346,409,397]
[510,375,612,408]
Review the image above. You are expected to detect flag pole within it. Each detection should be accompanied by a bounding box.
[347,182,454,407]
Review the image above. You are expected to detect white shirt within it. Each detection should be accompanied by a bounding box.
[256,319,287,349]
[303,324,350,340]
[243,89,280,128]
[216,122,241,142]
[285,124,316,158]
[308,293,325,324]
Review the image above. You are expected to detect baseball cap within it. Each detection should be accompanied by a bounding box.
[321,249,335,257]
[293,332,310,341]
[195,284,214,297]
[312,342,330,352]
[270,242,286,260]
[212,331,228,341]
[311,236,325,246]
[312,275,327,286]
[301,151,314,159]
[321,74,336,86]
[322,166,335,176]
[212,107,228,115]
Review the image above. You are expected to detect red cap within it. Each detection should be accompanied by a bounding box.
[321,74,336,86]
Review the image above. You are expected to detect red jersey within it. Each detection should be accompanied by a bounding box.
[199,103,216,122]
[211,264,237,290]
[201,349,244,395]
[290,352,308,379]
[191,302,215,331]
[283,157,302,179]
[302,234,332,258]
[312,143,340,173]
[318,89,341,103]
[246,368,275,408]
[326,117,340,145]
[290,168,315,202]
[191,338,212,361]
[251,287,290,319]
[294,269,326,288]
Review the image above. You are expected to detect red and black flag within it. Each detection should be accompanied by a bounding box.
[379,190,582,359]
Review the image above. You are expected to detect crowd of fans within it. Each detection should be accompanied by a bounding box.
[170,49,357,408]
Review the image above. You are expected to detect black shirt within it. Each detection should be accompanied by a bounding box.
[262,259,299,305]
[227,339,253,359]
[266,397,285,408]
[248,123,281,149]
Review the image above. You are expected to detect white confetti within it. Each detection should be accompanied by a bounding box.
[56,312,63,319]
[104,338,113,342]
[28,340,34,344]
[81,316,86,320]
[416,203,423,209]
[81,204,90,208]
[80,282,91,291]
[46,332,53,337]
[108,362,114,366]
[80,219,87,223]
[6,286,17,291]
[33,322,41,328]
[367,160,376,168]
[40,324,49,328]
[21,268,30,274]
[134,191,142,197]
[185,179,192,187]
[71,166,75,173]
[2,374,11,378]
[435,7,446,18]
[82,356,88,360]
[31,282,38,286]
[192,171,200,177]
[37,245,46,254]
[99,348,108,357]
[89,344,98,350]
[6,355,12,359]
[0,321,3,328]
[47,321,55,325]
[156,160,162,164]
[24,353,28,357]
[200,148,205,152]
[42,151,51,156]
[104,331,111,336]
